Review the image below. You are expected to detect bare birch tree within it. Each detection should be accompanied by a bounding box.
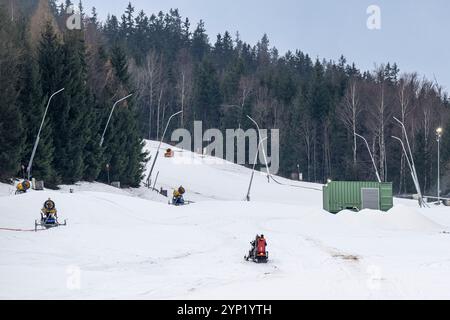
[142,51,162,139]
[397,73,418,193]
[176,48,193,127]
[338,79,360,166]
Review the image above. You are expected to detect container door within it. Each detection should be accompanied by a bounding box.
[361,188,380,210]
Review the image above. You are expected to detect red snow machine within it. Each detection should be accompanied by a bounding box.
[245,234,269,263]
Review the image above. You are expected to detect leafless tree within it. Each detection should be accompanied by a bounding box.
[133,51,163,139]
[396,73,418,193]
[300,113,313,181]
[156,80,165,139]
[338,79,360,166]
[366,66,393,182]
[176,49,193,127]
[238,75,255,119]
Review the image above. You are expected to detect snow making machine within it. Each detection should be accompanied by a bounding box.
[35,216,67,232]
[35,199,67,231]
[245,235,269,263]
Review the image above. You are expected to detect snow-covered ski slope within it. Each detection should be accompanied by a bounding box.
[1,140,450,299]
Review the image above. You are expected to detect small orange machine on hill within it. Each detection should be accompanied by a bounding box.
[164,148,174,158]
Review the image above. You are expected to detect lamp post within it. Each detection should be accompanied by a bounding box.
[246,137,268,201]
[27,88,65,181]
[393,117,427,208]
[355,133,381,183]
[100,94,133,147]
[146,110,183,188]
[436,127,443,204]
[246,115,270,181]
[106,163,110,185]
[10,0,14,22]
[392,136,425,208]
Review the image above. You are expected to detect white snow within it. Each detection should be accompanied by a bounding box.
[1,140,450,299]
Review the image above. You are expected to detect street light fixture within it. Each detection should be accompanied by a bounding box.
[393,117,426,207]
[392,136,426,208]
[246,137,268,201]
[246,115,271,182]
[355,133,381,183]
[106,163,110,185]
[100,94,133,147]
[146,110,183,188]
[27,88,65,180]
[436,127,443,204]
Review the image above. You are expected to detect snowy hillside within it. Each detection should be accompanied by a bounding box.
[1,140,450,299]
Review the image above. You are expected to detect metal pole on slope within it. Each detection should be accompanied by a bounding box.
[393,117,425,206]
[246,115,270,182]
[10,0,14,22]
[27,88,65,181]
[246,137,268,201]
[392,136,425,208]
[436,127,443,204]
[152,171,160,191]
[106,163,110,185]
[146,110,183,188]
[100,94,133,147]
[355,133,382,183]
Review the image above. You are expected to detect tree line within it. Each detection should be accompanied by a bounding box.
[1,0,449,195]
[0,0,146,187]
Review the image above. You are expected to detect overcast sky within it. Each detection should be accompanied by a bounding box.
[78,0,450,93]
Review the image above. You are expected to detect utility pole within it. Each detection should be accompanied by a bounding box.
[392,136,425,207]
[393,117,426,207]
[436,127,443,204]
[106,163,110,185]
[27,88,65,181]
[10,0,14,22]
[246,137,268,201]
[355,133,382,183]
[146,110,183,188]
[246,115,270,181]
[100,94,133,147]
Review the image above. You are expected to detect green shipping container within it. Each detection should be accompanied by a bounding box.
[323,181,393,214]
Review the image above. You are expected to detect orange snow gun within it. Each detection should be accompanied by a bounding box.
[164,148,174,158]
[15,180,31,195]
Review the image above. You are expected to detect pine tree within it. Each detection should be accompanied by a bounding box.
[0,5,24,179]
[90,7,98,26]
[82,95,104,181]
[121,2,135,38]
[17,48,44,176]
[99,44,147,186]
[38,21,64,98]
[111,44,130,84]
[193,59,222,128]
[34,21,66,185]
[31,118,59,187]
[54,29,91,183]
[192,20,209,62]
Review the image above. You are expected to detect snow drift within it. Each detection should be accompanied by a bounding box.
[1,140,449,299]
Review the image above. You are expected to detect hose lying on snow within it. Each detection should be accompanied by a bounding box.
[269,175,323,192]
[0,227,38,232]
